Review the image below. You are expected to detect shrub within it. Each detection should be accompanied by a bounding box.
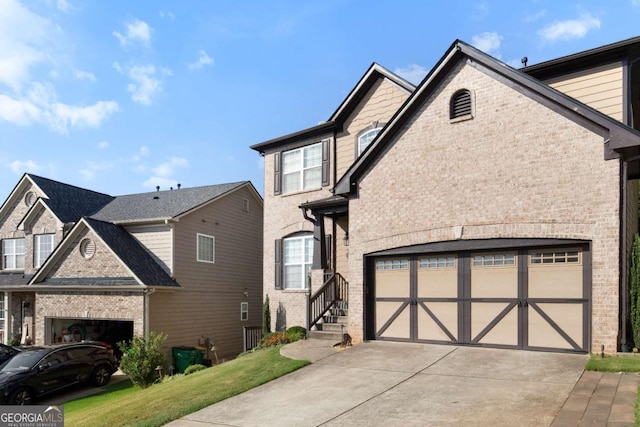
[184,364,207,375]
[118,331,167,389]
[285,326,306,342]
[262,295,271,336]
[8,336,21,347]
[259,332,291,348]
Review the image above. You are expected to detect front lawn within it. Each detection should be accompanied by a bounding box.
[63,346,309,427]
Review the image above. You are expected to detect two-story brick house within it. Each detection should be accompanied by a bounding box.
[0,174,263,360]
[252,36,640,354]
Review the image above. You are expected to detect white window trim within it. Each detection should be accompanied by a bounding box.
[282,142,322,194]
[2,238,25,270]
[357,127,382,156]
[197,233,215,263]
[283,235,313,289]
[241,302,248,321]
[34,234,55,268]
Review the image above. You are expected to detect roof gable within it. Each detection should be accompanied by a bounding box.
[30,217,177,288]
[334,39,640,195]
[90,181,250,224]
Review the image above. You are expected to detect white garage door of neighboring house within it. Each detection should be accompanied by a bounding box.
[372,247,588,353]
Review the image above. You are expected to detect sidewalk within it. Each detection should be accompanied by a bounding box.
[551,371,639,426]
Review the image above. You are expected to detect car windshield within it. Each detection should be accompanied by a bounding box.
[1,350,46,372]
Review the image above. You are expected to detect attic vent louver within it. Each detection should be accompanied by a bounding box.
[450,89,472,120]
[80,238,96,259]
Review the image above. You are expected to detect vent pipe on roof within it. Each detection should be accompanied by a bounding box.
[521,57,528,67]
[156,186,160,192]
[178,183,181,189]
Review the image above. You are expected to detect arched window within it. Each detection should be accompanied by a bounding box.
[450,89,473,120]
[357,127,382,156]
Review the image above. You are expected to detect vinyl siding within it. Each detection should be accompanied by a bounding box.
[335,77,411,178]
[545,62,624,122]
[126,224,173,275]
[148,184,263,360]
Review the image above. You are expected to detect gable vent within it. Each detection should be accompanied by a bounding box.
[80,238,96,259]
[450,89,472,119]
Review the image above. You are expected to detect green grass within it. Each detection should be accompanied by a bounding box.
[63,346,309,427]
[585,355,640,426]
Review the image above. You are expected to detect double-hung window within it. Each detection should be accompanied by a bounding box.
[282,143,322,194]
[2,238,24,270]
[34,234,55,268]
[197,233,215,263]
[283,235,313,289]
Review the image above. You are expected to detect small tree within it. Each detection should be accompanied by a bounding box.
[118,331,167,388]
[630,234,640,349]
[262,294,271,336]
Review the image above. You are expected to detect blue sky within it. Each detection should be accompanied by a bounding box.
[1,0,639,199]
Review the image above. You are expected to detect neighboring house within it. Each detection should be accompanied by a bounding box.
[251,36,640,354]
[0,174,263,360]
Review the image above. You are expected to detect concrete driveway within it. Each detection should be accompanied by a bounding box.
[166,341,587,427]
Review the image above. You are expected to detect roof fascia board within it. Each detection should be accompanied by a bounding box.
[173,182,249,221]
[0,174,39,223]
[329,63,415,125]
[250,122,336,154]
[18,199,63,232]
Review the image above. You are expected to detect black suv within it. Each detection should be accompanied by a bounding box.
[0,342,117,405]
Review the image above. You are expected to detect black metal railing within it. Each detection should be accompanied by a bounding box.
[307,272,348,330]
[243,326,262,352]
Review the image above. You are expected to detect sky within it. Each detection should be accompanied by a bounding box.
[1,0,640,199]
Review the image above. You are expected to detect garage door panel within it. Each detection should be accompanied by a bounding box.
[471,253,517,299]
[471,302,518,346]
[417,302,457,342]
[528,303,583,350]
[528,266,583,299]
[376,302,411,339]
[417,269,457,298]
[376,270,410,298]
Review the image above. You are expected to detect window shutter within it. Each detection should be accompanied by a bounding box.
[274,239,283,289]
[321,139,330,187]
[450,90,472,119]
[274,152,282,195]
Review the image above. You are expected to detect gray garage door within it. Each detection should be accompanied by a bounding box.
[373,247,588,352]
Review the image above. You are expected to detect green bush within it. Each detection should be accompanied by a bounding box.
[118,331,167,389]
[259,332,291,348]
[285,326,306,342]
[184,364,207,375]
[262,295,271,336]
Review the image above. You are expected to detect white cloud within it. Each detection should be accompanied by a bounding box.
[97,141,109,149]
[159,9,175,20]
[78,160,113,181]
[113,19,152,47]
[0,0,51,91]
[187,50,214,71]
[56,0,72,13]
[538,14,601,42]
[75,70,96,82]
[473,1,489,20]
[0,82,119,133]
[139,146,150,156]
[471,32,503,57]
[142,157,189,190]
[394,64,428,85]
[9,159,40,174]
[524,10,547,23]
[123,64,172,105]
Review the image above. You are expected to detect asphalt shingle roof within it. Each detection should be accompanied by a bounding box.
[84,218,178,288]
[91,182,247,223]
[29,174,114,223]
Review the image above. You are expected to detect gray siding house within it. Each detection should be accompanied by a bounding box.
[0,174,263,360]
[252,36,640,355]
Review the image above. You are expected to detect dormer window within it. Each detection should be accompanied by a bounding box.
[450,89,473,121]
[357,127,383,156]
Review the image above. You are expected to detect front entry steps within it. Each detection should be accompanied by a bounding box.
[307,301,348,341]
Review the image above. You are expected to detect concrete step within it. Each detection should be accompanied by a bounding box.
[307,330,343,341]
[323,314,348,324]
[320,322,347,333]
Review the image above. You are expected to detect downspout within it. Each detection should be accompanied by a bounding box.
[144,288,156,341]
[621,160,629,352]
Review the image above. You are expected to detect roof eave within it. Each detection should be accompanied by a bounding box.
[250,121,336,154]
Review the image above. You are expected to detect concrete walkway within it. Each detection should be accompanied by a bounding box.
[166,340,590,427]
[552,370,640,426]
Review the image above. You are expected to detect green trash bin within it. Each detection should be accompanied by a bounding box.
[172,346,205,373]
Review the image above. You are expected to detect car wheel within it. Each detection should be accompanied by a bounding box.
[92,365,112,387]
[11,387,34,405]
